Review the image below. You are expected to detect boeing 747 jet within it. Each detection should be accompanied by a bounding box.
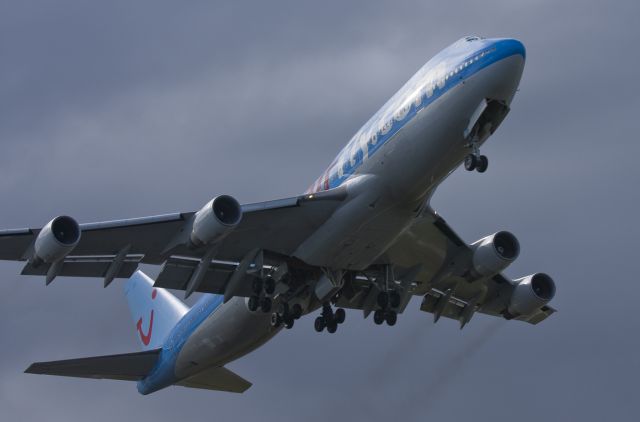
[0,36,555,394]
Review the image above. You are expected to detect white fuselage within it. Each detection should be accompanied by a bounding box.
[138,37,526,394]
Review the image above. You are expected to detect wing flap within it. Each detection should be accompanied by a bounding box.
[177,366,252,393]
[25,349,161,381]
[20,256,140,279]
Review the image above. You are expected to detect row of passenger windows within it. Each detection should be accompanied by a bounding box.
[329,47,499,181]
[446,48,496,80]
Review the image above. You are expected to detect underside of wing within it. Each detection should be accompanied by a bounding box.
[0,189,346,288]
[378,207,557,326]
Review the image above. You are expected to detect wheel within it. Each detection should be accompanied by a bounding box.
[377,292,389,309]
[263,277,276,295]
[270,312,281,327]
[314,316,326,332]
[326,321,338,333]
[389,291,401,308]
[284,317,295,329]
[334,308,346,324]
[252,278,263,294]
[464,154,477,171]
[277,302,290,317]
[260,297,272,313]
[476,155,488,173]
[373,309,385,325]
[290,304,303,320]
[247,295,259,312]
[385,311,397,326]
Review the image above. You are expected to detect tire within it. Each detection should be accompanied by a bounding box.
[464,154,477,171]
[247,295,259,312]
[314,316,325,332]
[377,292,389,309]
[260,297,272,313]
[284,317,295,329]
[327,321,338,333]
[270,312,281,327]
[277,302,290,317]
[389,291,401,308]
[291,304,303,320]
[476,155,488,173]
[252,279,263,294]
[373,309,385,325]
[334,308,346,324]
[264,277,276,295]
[385,311,397,326]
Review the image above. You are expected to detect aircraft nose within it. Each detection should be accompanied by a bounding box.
[494,38,526,61]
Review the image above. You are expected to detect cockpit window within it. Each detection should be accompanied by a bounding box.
[465,36,481,42]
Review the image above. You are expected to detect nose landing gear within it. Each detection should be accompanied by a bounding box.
[464,153,488,173]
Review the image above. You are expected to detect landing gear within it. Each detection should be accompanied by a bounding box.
[314,302,346,333]
[249,274,279,314]
[464,133,488,173]
[247,295,260,312]
[373,277,401,327]
[373,309,397,326]
[260,297,272,313]
[270,301,303,330]
[464,153,488,172]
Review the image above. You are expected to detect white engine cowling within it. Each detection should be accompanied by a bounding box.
[470,231,520,277]
[33,216,81,264]
[190,195,242,246]
[508,273,556,316]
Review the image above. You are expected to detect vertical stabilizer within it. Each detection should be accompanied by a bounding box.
[124,270,189,351]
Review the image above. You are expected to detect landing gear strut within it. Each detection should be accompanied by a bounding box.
[464,136,488,173]
[314,303,346,333]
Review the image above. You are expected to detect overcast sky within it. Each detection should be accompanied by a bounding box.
[1,1,638,421]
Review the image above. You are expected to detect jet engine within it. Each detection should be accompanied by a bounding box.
[470,231,519,277]
[190,195,242,246]
[508,273,556,316]
[33,216,81,265]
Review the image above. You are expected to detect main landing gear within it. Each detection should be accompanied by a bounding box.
[314,303,346,334]
[270,302,304,330]
[373,291,399,326]
[247,275,277,313]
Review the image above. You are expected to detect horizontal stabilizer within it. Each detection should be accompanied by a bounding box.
[25,349,161,381]
[177,366,252,393]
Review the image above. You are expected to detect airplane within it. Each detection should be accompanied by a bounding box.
[0,36,556,395]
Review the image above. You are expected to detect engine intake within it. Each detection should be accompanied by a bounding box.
[33,216,81,265]
[508,273,556,316]
[190,195,242,246]
[470,231,520,277]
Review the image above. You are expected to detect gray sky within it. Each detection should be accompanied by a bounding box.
[1,1,638,421]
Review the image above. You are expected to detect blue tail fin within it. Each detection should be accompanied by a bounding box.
[124,270,189,351]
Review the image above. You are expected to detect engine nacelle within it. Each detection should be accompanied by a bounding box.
[508,273,556,316]
[470,231,520,277]
[190,195,242,246]
[33,216,81,265]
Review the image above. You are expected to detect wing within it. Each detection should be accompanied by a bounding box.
[379,207,556,326]
[0,188,346,286]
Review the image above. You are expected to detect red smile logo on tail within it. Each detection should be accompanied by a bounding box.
[136,289,157,346]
